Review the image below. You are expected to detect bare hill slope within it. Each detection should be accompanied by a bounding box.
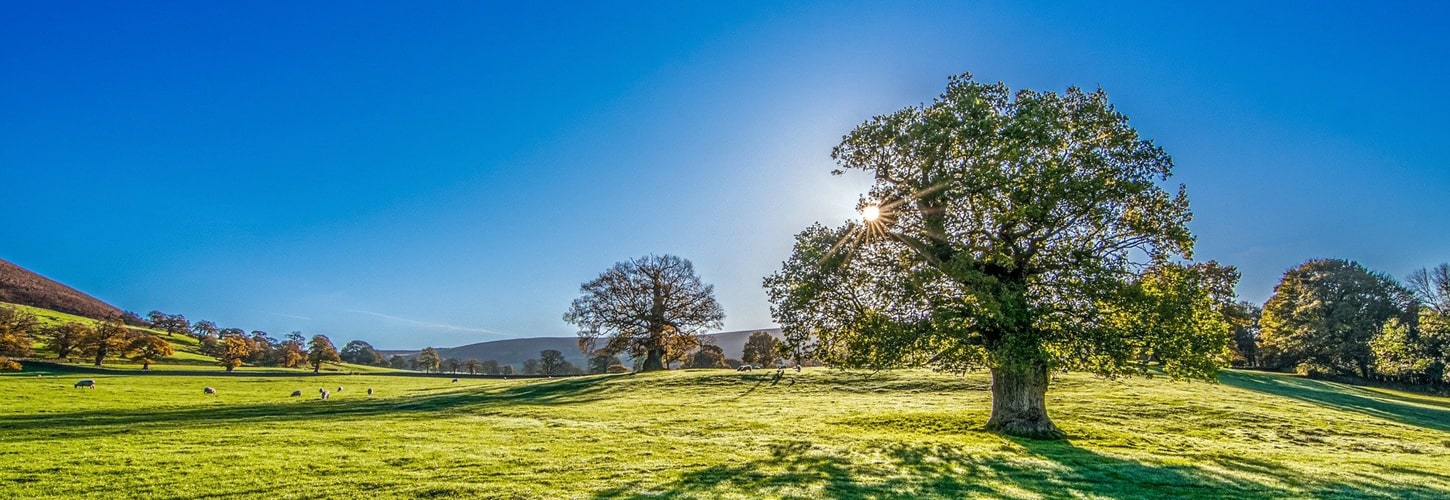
[386,329,784,368]
[0,257,126,320]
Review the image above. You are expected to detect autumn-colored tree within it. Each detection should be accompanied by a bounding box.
[215,335,255,372]
[82,318,133,367]
[127,334,175,370]
[0,306,38,358]
[277,332,308,368]
[307,335,341,373]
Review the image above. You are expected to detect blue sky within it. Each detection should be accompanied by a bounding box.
[3,1,1447,349]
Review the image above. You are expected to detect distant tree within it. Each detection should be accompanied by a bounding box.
[765,75,1226,439]
[82,318,132,367]
[214,335,255,372]
[688,344,728,369]
[588,352,624,374]
[1406,264,1450,316]
[1224,301,1262,367]
[127,334,174,370]
[741,331,778,367]
[565,254,726,372]
[481,359,501,375]
[307,335,341,373]
[276,332,307,368]
[191,320,219,340]
[1260,259,1414,377]
[247,331,276,365]
[465,358,483,375]
[522,358,542,375]
[42,322,89,360]
[340,340,384,366]
[146,311,190,337]
[444,357,463,374]
[500,364,516,375]
[417,347,442,373]
[388,355,408,370]
[0,306,39,358]
[539,349,568,375]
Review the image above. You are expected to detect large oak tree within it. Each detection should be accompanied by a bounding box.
[565,255,724,371]
[765,74,1228,439]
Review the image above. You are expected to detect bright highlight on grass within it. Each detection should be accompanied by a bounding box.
[861,205,881,222]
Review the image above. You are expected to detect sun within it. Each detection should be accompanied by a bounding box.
[861,205,881,223]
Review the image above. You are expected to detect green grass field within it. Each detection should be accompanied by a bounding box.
[2,367,1448,499]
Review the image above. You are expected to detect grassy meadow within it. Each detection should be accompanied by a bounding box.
[2,367,1449,499]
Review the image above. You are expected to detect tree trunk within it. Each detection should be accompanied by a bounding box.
[641,347,665,371]
[985,362,1065,440]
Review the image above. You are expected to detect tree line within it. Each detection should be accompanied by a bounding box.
[1232,260,1450,388]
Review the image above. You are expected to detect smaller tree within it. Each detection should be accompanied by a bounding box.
[82,318,132,367]
[417,347,442,373]
[481,359,501,375]
[42,322,89,360]
[388,355,407,370]
[588,351,624,374]
[465,358,483,375]
[741,331,778,367]
[341,340,384,366]
[688,344,728,369]
[0,306,39,358]
[128,334,175,370]
[539,350,568,375]
[444,357,463,374]
[215,335,255,372]
[500,364,516,375]
[191,320,219,340]
[522,358,541,375]
[307,335,341,373]
[147,311,190,337]
[277,332,308,368]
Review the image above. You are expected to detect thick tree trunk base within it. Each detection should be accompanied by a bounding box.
[986,363,1066,440]
[640,347,666,372]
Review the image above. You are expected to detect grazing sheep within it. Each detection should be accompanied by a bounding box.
[337,386,343,392]
[451,378,459,383]
[290,390,303,397]
[737,365,753,372]
[366,387,373,396]
[319,389,330,400]
[74,379,96,389]
[203,386,217,395]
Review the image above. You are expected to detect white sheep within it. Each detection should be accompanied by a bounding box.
[203,386,217,395]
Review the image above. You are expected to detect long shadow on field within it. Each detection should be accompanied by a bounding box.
[1220,370,1450,433]
[592,438,1447,499]
[0,375,615,440]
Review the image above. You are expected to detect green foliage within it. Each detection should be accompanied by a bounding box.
[341,340,384,366]
[521,358,541,375]
[81,318,132,367]
[1259,259,1414,377]
[0,370,1448,498]
[687,344,728,369]
[587,352,624,374]
[741,331,778,367]
[307,335,342,373]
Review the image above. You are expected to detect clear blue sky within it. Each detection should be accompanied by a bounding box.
[3,1,1447,349]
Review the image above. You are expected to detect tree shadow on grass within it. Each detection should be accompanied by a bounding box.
[592,437,1448,499]
[0,375,618,440]
[1220,370,1450,433]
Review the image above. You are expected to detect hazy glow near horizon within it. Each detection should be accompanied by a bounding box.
[1,2,1446,349]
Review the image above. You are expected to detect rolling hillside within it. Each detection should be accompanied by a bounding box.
[0,257,127,320]
[388,329,784,368]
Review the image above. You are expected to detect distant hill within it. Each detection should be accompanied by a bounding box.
[385,329,784,369]
[0,257,127,321]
